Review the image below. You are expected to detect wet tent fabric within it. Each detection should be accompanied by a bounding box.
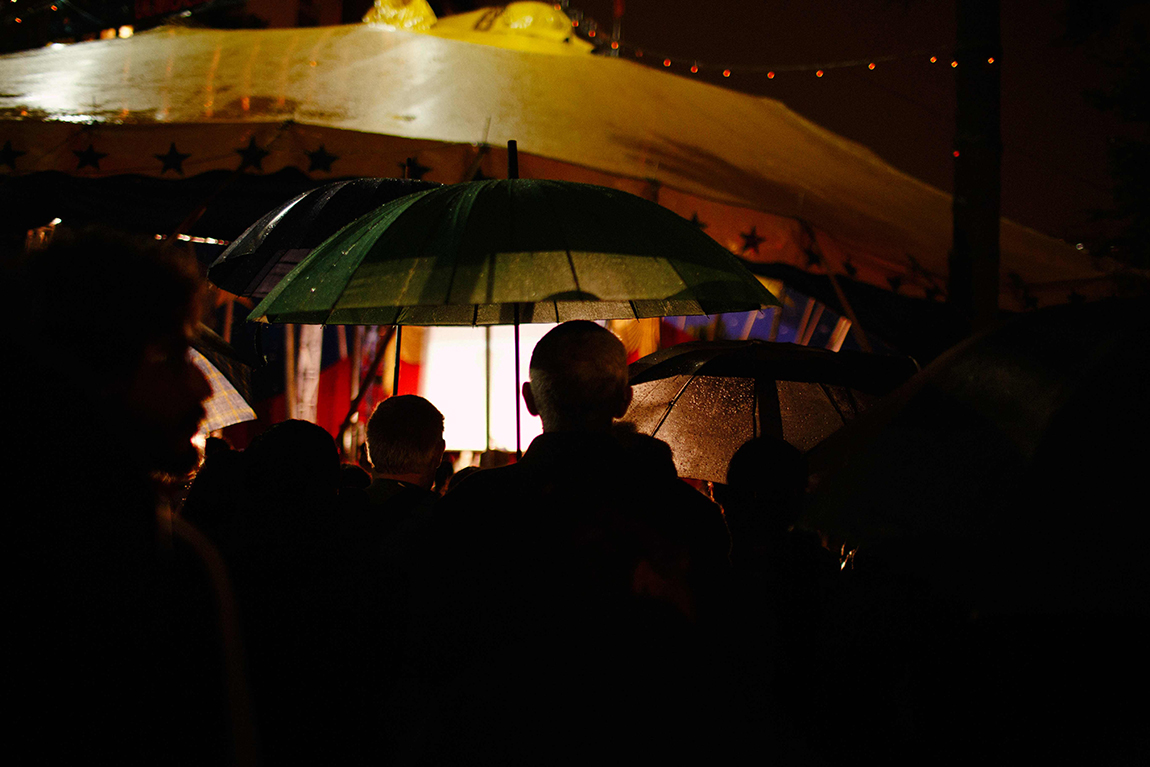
[0,19,1127,310]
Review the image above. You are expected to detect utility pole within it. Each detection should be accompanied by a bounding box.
[949,0,1002,334]
[611,0,624,57]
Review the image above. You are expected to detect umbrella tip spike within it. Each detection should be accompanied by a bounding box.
[507,140,519,180]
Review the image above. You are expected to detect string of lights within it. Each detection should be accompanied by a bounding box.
[611,43,991,80]
[4,0,98,27]
[557,3,994,81]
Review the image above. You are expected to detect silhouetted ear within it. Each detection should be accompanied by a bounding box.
[522,381,539,416]
[614,384,633,419]
[431,438,446,468]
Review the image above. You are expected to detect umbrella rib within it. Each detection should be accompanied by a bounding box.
[819,382,849,422]
[650,373,698,437]
[753,380,759,440]
[565,250,582,295]
[539,181,582,296]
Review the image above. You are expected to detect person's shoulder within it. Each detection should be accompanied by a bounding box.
[440,463,517,504]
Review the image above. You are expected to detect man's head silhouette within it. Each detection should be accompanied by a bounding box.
[522,321,632,433]
[366,394,446,489]
[10,226,211,476]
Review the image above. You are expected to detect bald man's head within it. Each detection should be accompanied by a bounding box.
[523,321,632,432]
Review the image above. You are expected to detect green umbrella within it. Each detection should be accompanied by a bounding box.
[247,178,779,326]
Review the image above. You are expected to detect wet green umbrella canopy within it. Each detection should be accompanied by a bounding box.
[248,179,779,326]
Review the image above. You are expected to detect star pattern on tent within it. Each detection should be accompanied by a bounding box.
[1006,271,1038,310]
[74,143,108,170]
[689,212,708,230]
[471,166,495,181]
[906,254,931,279]
[842,259,858,278]
[306,144,338,173]
[235,137,270,172]
[154,142,191,175]
[401,156,432,180]
[1068,290,1086,305]
[924,285,942,301]
[887,276,902,293]
[739,226,765,253]
[1,140,26,170]
[805,248,822,267]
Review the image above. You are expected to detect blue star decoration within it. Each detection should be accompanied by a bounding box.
[401,156,432,180]
[739,226,765,254]
[1,140,26,170]
[154,142,191,175]
[74,143,108,170]
[689,212,708,230]
[235,138,270,172]
[306,144,338,173]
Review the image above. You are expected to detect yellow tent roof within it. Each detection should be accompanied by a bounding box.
[0,20,1128,309]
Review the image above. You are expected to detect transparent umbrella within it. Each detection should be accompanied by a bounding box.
[622,339,917,483]
[190,326,257,433]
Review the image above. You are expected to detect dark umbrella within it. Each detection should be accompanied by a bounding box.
[208,177,440,299]
[245,178,779,326]
[622,340,918,483]
[803,297,1150,616]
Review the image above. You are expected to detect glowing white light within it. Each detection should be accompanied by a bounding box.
[421,324,554,452]
[152,234,231,245]
[53,115,104,124]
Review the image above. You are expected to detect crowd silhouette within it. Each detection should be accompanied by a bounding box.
[6,227,1148,765]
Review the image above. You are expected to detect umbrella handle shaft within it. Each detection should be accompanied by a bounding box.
[514,305,522,459]
[393,325,403,395]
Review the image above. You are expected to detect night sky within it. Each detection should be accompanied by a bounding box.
[569,0,1140,248]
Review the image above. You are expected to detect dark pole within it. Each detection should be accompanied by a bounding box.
[485,326,492,453]
[392,325,402,395]
[507,139,518,180]
[508,140,522,459]
[514,305,522,460]
[949,0,1002,334]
